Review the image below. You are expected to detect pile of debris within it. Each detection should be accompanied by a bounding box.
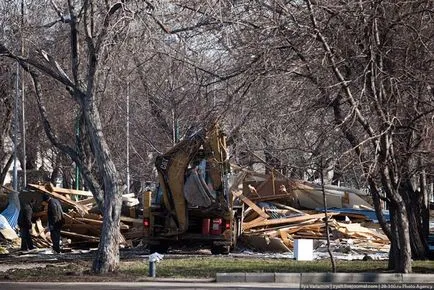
[0,183,144,251]
[0,169,390,258]
[233,169,390,257]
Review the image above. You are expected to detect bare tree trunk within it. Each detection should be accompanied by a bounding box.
[388,208,400,271]
[0,154,13,186]
[92,183,122,273]
[0,87,13,186]
[395,200,412,273]
[368,178,391,238]
[420,168,429,241]
[407,193,428,259]
[84,99,122,274]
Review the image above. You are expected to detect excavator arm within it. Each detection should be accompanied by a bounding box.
[155,129,205,235]
[154,123,231,236]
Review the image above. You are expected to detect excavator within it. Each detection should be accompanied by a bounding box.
[142,123,243,254]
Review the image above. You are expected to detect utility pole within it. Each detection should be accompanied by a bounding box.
[21,0,26,188]
[12,62,19,191]
[75,114,80,191]
[126,82,130,195]
[172,109,179,144]
[320,158,336,273]
[13,0,26,191]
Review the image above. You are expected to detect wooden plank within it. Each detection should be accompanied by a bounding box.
[75,217,104,225]
[232,190,269,219]
[259,222,325,237]
[121,216,144,224]
[28,184,88,215]
[60,230,100,241]
[335,222,388,241]
[244,218,319,234]
[76,197,95,205]
[293,234,324,239]
[243,212,337,231]
[278,229,293,248]
[63,213,101,235]
[64,224,101,236]
[0,228,18,240]
[269,202,307,215]
[81,212,103,220]
[242,216,268,231]
[75,217,129,230]
[45,184,93,197]
[246,193,302,202]
[64,213,86,224]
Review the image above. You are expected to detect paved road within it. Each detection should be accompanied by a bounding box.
[0,282,295,289]
[1,281,433,290]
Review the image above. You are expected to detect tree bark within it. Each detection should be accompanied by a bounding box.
[0,85,13,186]
[395,200,412,273]
[403,180,428,259]
[0,154,13,186]
[420,168,430,241]
[84,97,122,274]
[92,185,122,273]
[388,207,400,271]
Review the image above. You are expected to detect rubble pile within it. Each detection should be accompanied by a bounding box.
[0,169,391,258]
[234,169,390,257]
[0,183,144,251]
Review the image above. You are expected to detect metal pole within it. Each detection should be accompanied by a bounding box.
[149,261,156,277]
[126,82,130,195]
[172,109,179,144]
[13,61,19,191]
[320,158,336,272]
[172,109,175,145]
[21,0,26,188]
[75,115,80,190]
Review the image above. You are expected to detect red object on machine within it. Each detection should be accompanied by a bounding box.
[210,218,222,235]
[143,218,150,228]
[224,220,231,230]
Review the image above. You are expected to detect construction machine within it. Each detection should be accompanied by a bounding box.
[142,123,243,254]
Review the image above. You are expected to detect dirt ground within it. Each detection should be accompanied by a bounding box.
[0,247,152,282]
[0,261,146,282]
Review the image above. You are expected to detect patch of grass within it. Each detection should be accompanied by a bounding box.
[121,257,434,278]
[1,257,433,282]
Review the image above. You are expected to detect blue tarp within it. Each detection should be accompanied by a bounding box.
[316,207,390,223]
[0,191,20,229]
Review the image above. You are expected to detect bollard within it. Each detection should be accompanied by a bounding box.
[148,252,164,278]
[149,260,156,277]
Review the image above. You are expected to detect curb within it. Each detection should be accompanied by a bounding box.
[136,277,215,283]
[215,272,434,284]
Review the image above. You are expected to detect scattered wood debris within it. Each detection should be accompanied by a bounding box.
[2,170,390,257]
[237,171,390,255]
[20,183,142,249]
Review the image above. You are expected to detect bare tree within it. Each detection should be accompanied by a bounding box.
[166,0,434,273]
[0,0,143,273]
[300,0,434,272]
[0,61,14,185]
[2,0,432,275]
